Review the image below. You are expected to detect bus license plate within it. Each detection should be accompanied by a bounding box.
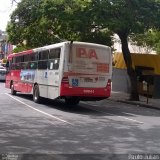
[84,78,93,82]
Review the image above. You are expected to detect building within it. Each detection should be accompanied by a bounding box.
[0,30,13,60]
[113,53,160,98]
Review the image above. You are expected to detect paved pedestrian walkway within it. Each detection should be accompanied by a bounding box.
[109,91,160,110]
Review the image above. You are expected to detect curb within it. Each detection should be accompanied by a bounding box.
[110,98,160,110]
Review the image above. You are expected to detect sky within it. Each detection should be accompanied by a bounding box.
[0,0,18,31]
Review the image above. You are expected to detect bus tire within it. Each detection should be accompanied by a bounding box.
[11,83,16,95]
[65,97,79,106]
[33,85,41,103]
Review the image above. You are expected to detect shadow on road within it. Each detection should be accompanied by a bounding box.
[10,92,160,118]
[13,93,100,116]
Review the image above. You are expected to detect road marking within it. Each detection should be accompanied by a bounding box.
[81,105,144,124]
[6,93,73,125]
[122,112,139,116]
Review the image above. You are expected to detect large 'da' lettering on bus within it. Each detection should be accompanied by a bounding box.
[70,46,109,74]
[76,48,98,60]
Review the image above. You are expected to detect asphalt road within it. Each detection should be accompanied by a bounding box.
[0,81,160,160]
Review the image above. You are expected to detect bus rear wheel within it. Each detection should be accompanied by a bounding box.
[11,83,16,95]
[65,97,80,106]
[33,85,41,103]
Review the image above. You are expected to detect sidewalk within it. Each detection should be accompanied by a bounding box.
[109,91,160,110]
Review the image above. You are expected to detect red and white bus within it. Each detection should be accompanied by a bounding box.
[5,41,112,105]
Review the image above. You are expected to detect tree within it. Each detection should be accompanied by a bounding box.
[90,0,160,100]
[7,0,113,49]
[131,30,160,54]
[8,0,160,100]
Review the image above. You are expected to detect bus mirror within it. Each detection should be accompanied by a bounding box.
[6,61,9,67]
[6,61,10,71]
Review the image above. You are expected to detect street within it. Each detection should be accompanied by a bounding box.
[0,81,160,159]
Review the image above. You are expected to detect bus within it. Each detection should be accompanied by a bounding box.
[5,41,112,105]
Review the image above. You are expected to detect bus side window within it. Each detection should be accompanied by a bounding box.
[10,63,15,70]
[49,48,61,59]
[48,59,60,70]
[38,61,48,70]
[21,62,28,69]
[24,55,29,62]
[28,62,37,69]
[6,61,9,68]
[48,48,61,70]
[12,57,16,63]
[30,52,38,61]
[15,63,21,70]
[39,50,49,60]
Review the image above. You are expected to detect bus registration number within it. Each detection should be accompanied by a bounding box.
[83,89,94,94]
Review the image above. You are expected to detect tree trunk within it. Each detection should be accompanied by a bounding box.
[118,32,139,101]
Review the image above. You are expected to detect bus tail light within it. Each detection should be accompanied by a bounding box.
[106,79,111,89]
[61,77,69,87]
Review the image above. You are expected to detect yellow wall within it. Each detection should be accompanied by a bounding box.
[113,53,160,75]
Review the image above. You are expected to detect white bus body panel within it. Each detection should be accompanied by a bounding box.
[33,43,65,99]
[63,42,112,88]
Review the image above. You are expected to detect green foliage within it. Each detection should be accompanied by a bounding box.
[7,0,160,54]
[7,0,113,49]
[2,59,7,63]
[7,0,160,99]
[91,0,160,36]
[13,45,31,53]
[131,30,160,54]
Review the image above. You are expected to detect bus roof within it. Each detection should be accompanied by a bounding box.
[7,41,110,60]
[8,49,33,58]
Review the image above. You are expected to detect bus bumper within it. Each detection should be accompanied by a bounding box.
[60,85,111,98]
